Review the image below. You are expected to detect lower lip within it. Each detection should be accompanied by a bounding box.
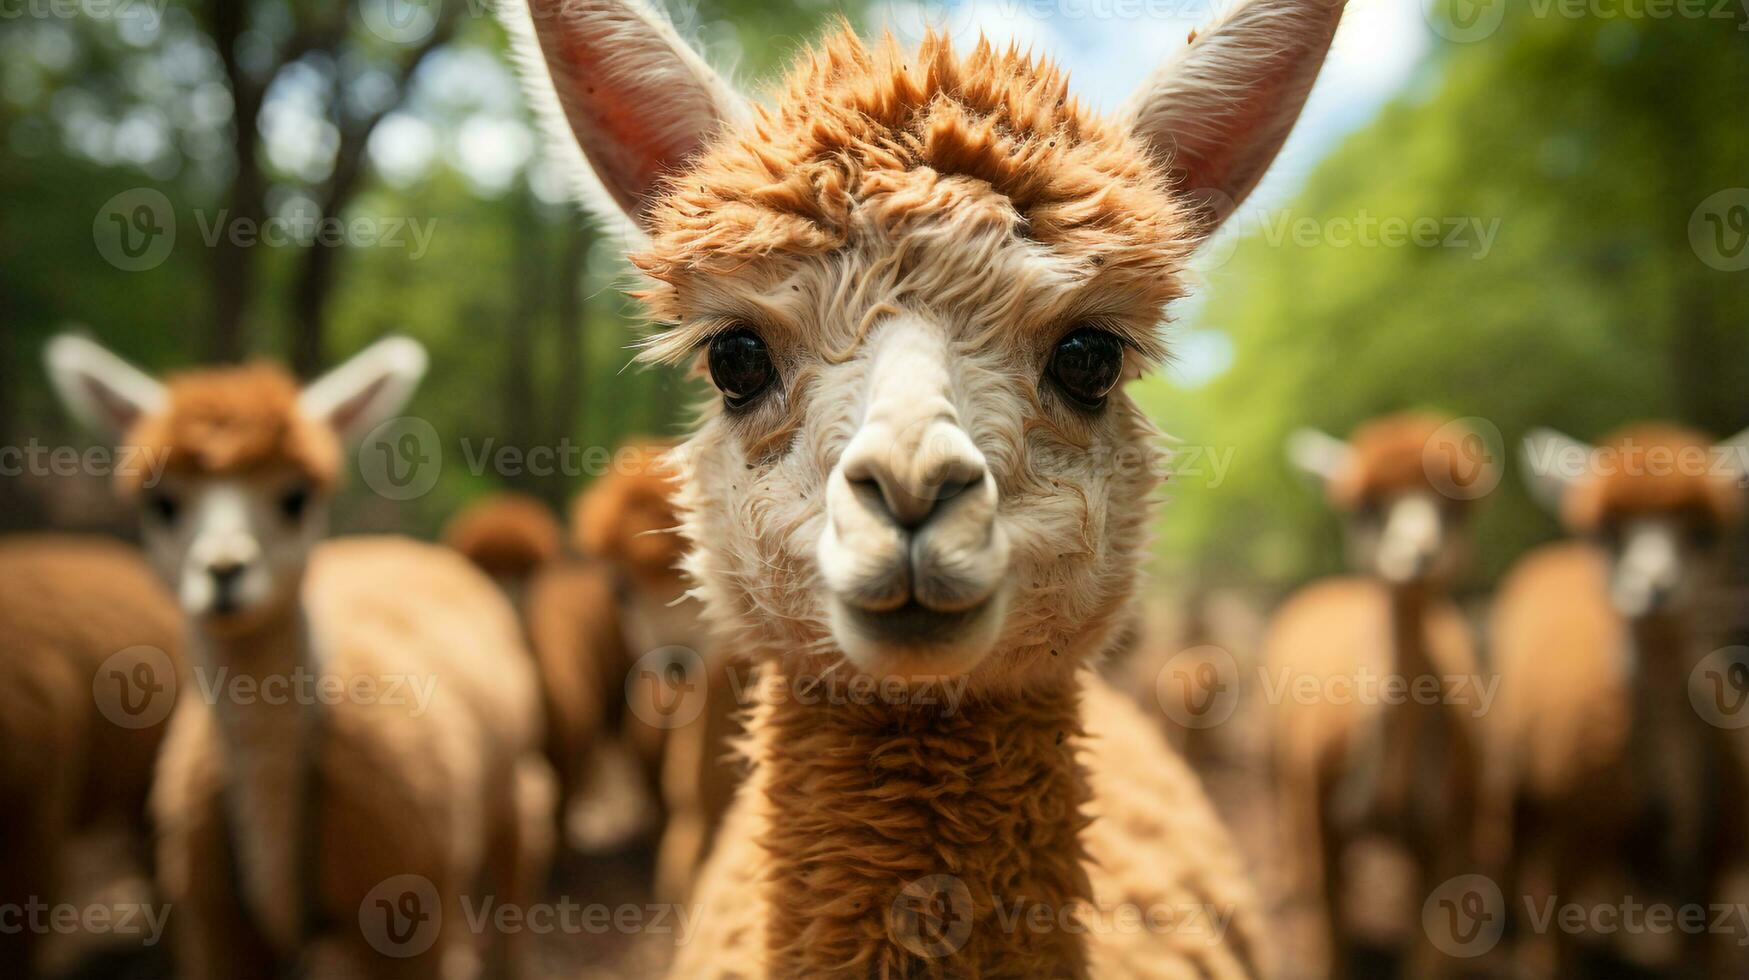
[843,598,990,645]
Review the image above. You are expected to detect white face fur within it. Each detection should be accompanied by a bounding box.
[46,335,427,631]
[673,222,1165,683]
[514,0,1350,685]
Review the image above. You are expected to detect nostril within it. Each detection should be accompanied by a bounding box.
[210,562,245,585]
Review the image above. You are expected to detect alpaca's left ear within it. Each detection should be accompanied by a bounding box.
[44,333,167,438]
[507,0,745,234]
[299,337,427,444]
[1123,0,1347,240]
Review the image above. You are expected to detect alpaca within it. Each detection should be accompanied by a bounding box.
[45,335,554,980]
[1481,423,1749,975]
[510,0,1351,973]
[0,534,182,979]
[441,491,564,591]
[1262,413,1493,976]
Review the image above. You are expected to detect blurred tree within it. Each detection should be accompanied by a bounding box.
[1139,3,1749,590]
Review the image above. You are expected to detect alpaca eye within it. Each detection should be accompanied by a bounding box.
[279,485,311,522]
[707,328,776,409]
[146,491,180,525]
[1048,328,1125,409]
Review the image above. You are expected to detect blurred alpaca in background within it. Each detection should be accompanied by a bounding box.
[47,335,553,980]
[1481,423,1749,977]
[0,535,181,979]
[1264,412,1493,976]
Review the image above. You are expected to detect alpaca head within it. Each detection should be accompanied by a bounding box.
[47,335,426,633]
[443,491,564,581]
[1525,423,1749,620]
[515,0,1346,685]
[1289,413,1495,587]
[571,438,687,593]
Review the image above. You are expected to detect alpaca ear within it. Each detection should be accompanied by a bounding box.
[1122,0,1347,239]
[299,337,427,445]
[1520,428,1593,516]
[507,0,744,232]
[1286,428,1352,486]
[44,333,166,438]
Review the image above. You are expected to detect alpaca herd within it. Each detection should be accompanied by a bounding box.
[1,1,1744,979]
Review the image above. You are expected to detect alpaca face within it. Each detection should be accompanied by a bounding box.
[674,207,1167,678]
[46,335,427,634]
[515,0,1350,682]
[137,470,328,628]
[1523,425,1748,620]
[1341,489,1468,587]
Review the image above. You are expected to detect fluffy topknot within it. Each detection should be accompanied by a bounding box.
[119,363,338,497]
[442,492,565,580]
[1561,424,1743,533]
[571,439,686,588]
[1328,412,1493,510]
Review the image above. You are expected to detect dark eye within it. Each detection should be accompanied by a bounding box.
[279,485,311,522]
[146,491,179,525]
[1048,327,1125,409]
[707,328,776,409]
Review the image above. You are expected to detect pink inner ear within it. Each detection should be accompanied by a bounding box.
[87,376,139,429]
[556,33,681,211]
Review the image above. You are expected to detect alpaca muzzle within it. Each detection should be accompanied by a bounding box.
[815,318,1011,674]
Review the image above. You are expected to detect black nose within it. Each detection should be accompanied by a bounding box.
[209,562,245,600]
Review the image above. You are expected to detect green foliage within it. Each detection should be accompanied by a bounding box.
[1139,6,1749,590]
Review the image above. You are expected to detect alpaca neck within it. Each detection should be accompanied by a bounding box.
[1374,584,1465,836]
[1625,613,1715,872]
[759,664,1093,979]
[191,599,322,951]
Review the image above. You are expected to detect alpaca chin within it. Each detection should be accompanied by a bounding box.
[828,587,1008,680]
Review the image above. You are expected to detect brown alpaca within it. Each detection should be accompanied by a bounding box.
[511,0,1351,973]
[46,335,553,980]
[441,491,563,588]
[1264,413,1493,976]
[0,535,182,978]
[1481,423,1749,975]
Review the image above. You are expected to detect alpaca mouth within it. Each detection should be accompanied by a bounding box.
[843,598,991,645]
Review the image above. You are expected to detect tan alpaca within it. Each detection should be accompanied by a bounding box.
[1262,413,1492,976]
[441,491,564,589]
[0,535,181,978]
[46,335,553,980]
[511,0,1351,973]
[1481,423,1749,975]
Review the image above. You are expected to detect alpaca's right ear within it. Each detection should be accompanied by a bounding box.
[1520,428,1592,516]
[506,0,744,233]
[44,334,166,438]
[1123,0,1347,240]
[299,337,428,445]
[1286,428,1351,486]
